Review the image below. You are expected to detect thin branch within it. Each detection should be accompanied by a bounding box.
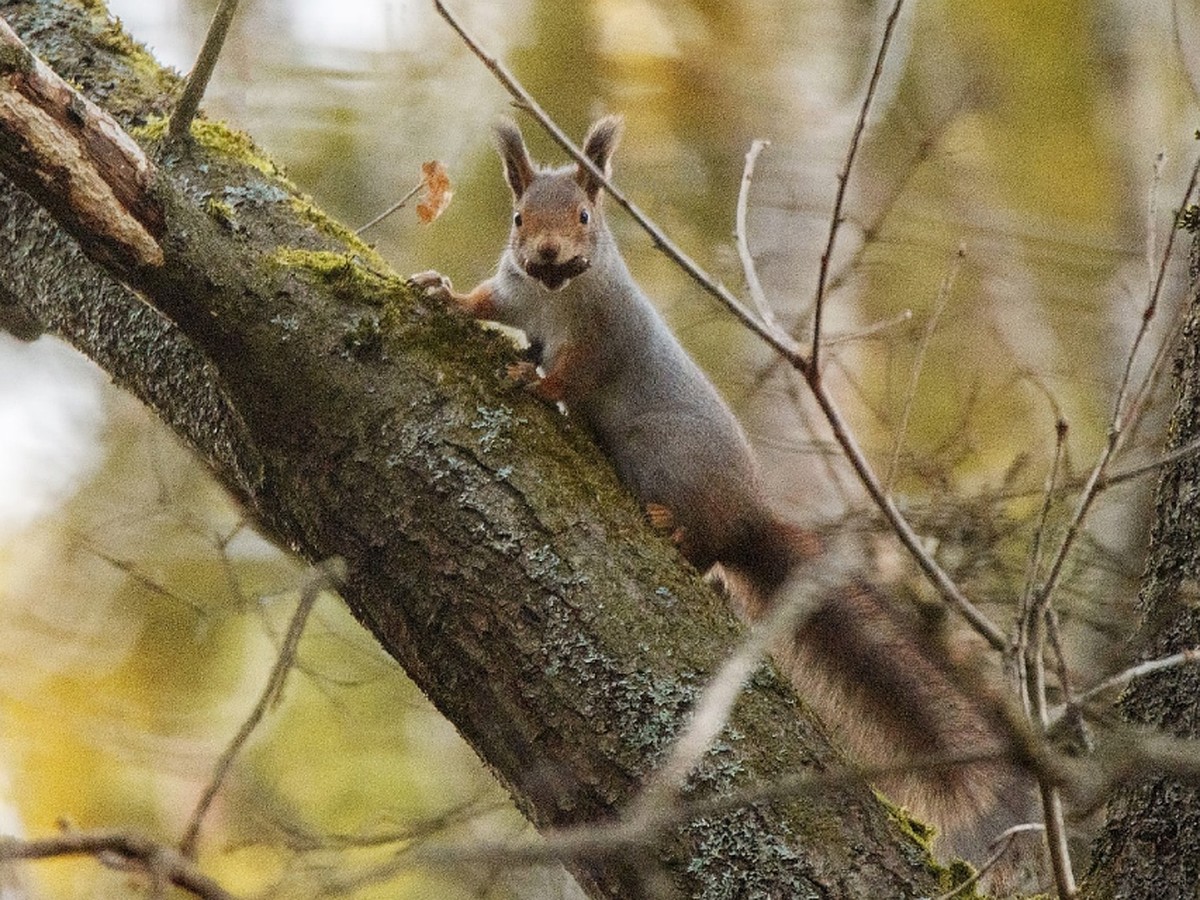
[807,378,1008,649]
[1098,433,1200,490]
[1111,152,1199,432]
[1048,646,1200,728]
[734,139,777,327]
[168,0,242,142]
[179,558,345,858]
[630,558,854,821]
[933,823,1046,900]
[357,181,424,235]
[883,243,962,492]
[1045,606,1076,712]
[822,105,962,301]
[1017,417,1078,897]
[822,308,913,346]
[0,829,236,900]
[84,541,209,617]
[1016,417,1068,719]
[1040,782,1078,897]
[1040,607,1083,900]
[272,794,510,853]
[809,0,908,373]
[325,745,1030,893]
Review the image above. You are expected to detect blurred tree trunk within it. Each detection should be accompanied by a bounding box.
[1082,240,1200,898]
[0,2,944,897]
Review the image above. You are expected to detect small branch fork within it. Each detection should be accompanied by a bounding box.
[179,558,344,858]
[0,560,339,898]
[0,829,235,900]
[809,0,909,373]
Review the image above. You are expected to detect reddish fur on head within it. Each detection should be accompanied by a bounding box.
[494,117,624,291]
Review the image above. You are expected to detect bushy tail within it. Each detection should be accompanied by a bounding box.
[717,516,1033,861]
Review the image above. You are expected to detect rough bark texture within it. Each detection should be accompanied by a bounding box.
[0,2,947,897]
[1083,239,1200,897]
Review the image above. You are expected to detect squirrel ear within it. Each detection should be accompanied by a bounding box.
[494,119,535,200]
[577,115,624,201]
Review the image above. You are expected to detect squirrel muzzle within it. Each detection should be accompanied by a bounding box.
[521,254,590,291]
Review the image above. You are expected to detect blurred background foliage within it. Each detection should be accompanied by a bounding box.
[2,0,1199,896]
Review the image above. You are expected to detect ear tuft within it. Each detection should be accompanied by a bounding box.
[577,115,624,201]
[494,118,536,200]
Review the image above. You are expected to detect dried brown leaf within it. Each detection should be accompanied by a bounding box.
[416,160,453,224]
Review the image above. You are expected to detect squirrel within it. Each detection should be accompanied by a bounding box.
[410,115,1031,865]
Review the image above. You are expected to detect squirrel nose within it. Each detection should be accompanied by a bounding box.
[535,240,561,263]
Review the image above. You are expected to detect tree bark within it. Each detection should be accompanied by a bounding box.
[1082,240,1200,898]
[0,2,944,896]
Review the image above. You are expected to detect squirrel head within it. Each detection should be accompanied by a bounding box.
[494,115,624,291]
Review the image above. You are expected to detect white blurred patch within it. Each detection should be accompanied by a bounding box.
[289,0,419,53]
[104,0,194,72]
[0,336,106,537]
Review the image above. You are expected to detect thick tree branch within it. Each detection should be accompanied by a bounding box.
[0,3,943,897]
[1082,227,1200,898]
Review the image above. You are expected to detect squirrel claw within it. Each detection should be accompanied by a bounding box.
[409,270,453,304]
[506,360,542,389]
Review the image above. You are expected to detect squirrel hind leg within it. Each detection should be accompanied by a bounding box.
[644,502,676,531]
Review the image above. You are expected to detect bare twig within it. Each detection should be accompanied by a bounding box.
[1033,152,1200,620]
[1111,153,1199,434]
[883,243,963,492]
[1012,181,1200,898]
[807,379,1008,649]
[1044,607,1076,712]
[325,745,1027,892]
[822,308,913,346]
[1018,421,1078,897]
[0,829,236,900]
[1016,417,1068,719]
[357,181,424,234]
[1099,433,1200,490]
[631,559,853,821]
[1040,782,1078,897]
[84,541,209,617]
[168,0,242,142]
[933,823,1046,900]
[179,558,345,858]
[272,794,510,853]
[734,139,777,327]
[1049,646,1200,728]
[809,0,908,372]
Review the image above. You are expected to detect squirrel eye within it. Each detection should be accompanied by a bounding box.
[513,211,523,227]
[579,208,590,225]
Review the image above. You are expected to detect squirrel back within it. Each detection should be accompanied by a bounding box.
[488,116,774,572]
[411,116,1031,865]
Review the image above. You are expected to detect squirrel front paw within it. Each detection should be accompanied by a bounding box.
[408,270,454,305]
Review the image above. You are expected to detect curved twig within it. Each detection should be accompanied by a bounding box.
[809,0,909,373]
